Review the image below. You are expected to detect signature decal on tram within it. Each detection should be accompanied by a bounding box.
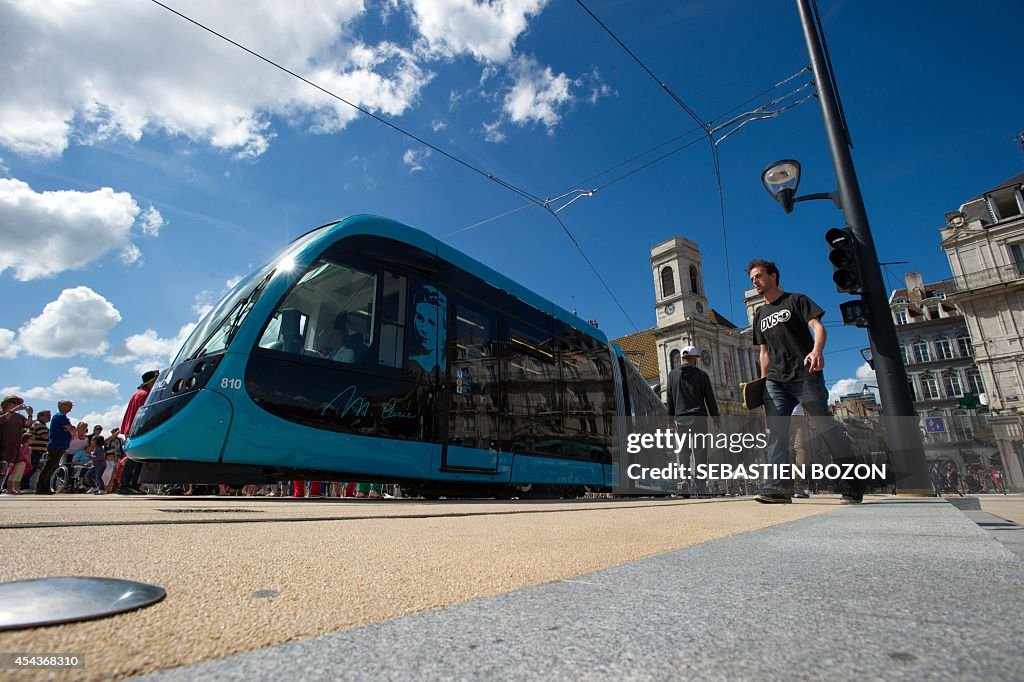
[321,385,417,421]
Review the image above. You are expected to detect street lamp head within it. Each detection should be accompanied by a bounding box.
[761,159,801,214]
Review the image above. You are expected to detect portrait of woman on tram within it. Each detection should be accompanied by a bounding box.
[408,284,447,374]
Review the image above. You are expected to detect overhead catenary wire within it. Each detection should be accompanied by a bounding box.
[147,0,644,331]
[147,0,547,209]
[574,1,822,324]
[574,0,708,133]
[447,71,813,240]
[153,0,814,336]
[547,210,640,331]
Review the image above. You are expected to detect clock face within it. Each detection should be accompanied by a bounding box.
[664,303,675,315]
[696,302,704,314]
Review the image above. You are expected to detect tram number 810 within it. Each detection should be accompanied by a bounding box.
[220,378,243,390]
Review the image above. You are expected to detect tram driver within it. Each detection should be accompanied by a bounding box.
[320,327,355,364]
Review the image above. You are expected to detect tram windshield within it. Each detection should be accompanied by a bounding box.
[257,257,378,364]
[173,226,331,366]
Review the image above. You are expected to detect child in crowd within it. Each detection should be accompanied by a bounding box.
[3,433,33,494]
[85,435,107,494]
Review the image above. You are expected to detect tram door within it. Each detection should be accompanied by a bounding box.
[441,294,500,472]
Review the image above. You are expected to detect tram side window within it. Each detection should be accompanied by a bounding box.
[560,329,616,460]
[502,320,561,455]
[258,258,376,365]
[379,270,407,368]
[625,359,666,417]
[448,301,499,449]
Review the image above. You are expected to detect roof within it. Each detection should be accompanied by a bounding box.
[969,171,1024,203]
[611,328,660,381]
[707,308,737,329]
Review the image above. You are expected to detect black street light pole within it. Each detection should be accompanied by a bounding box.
[795,0,931,492]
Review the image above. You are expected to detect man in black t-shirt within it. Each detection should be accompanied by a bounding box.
[666,345,720,496]
[747,258,865,504]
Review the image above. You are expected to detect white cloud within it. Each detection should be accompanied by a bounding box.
[0,157,8,175]
[829,362,878,404]
[109,273,247,371]
[80,403,129,434]
[108,323,197,373]
[119,244,143,266]
[406,0,547,63]
[403,148,432,172]
[16,287,122,358]
[0,1,433,160]
[0,328,18,359]
[431,119,447,132]
[0,178,147,280]
[1,366,120,403]
[502,55,573,131]
[139,206,165,237]
[482,120,506,143]
[579,67,616,105]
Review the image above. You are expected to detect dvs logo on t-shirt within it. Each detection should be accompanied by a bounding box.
[760,309,791,332]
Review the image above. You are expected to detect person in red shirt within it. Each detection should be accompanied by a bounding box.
[116,371,159,495]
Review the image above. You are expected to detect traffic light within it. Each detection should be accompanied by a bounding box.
[839,299,868,327]
[825,227,861,293]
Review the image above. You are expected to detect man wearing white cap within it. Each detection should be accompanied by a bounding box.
[666,345,720,495]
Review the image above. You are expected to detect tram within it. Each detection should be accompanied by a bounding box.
[126,215,667,497]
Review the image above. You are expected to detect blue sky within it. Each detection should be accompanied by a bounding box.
[1,0,1022,428]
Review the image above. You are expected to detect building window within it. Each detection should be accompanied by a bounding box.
[1011,243,1024,276]
[899,345,910,365]
[988,187,1023,221]
[669,349,681,371]
[661,266,675,297]
[908,378,919,402]
[966,367,985,395]
[912,339,931,364]
[957,335,972,357]
[933,291,946,300]
[935,337,954,360]
[943,371,964,398]
[689,265,700,295]
[953,411,973,441]
[893,296,909,304]
[926,304,940,320]
[895,310,908,325]
[921,373,941,400]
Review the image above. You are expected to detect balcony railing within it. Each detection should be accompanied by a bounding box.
[947,264,1024,293]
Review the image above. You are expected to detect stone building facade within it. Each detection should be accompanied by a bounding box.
[889,272,993,476]
[939,171,1024,491]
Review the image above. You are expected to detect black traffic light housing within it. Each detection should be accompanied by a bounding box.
[825,227,861,293]
[839,299,868,327]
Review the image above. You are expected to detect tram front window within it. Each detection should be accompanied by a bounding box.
[258,258,376,365]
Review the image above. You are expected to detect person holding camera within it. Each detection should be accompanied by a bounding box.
[0,395,31,491]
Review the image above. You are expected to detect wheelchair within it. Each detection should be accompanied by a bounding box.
[49,454,92,494]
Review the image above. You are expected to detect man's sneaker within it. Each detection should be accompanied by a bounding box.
[116,488,135,495]
[840,494,863,505]
[793,491,810,499]
[754,492,792,504]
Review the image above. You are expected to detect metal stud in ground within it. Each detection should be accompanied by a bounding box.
[0,577,165,630]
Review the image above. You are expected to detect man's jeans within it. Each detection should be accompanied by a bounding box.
[674,416,709,494]
[762,374,855,492]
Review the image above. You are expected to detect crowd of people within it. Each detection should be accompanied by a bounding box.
[0,370,396,498]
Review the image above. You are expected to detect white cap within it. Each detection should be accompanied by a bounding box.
[681,345,700,357]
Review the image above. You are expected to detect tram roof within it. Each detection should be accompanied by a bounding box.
[294,215,610,345]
